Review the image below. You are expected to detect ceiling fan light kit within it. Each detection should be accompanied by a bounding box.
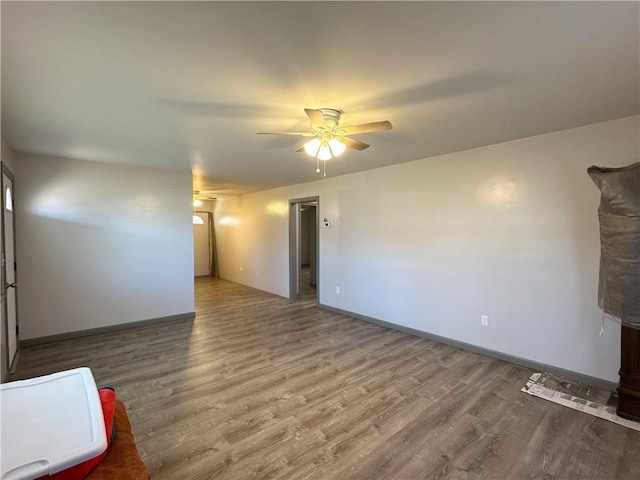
[257,107,392,177]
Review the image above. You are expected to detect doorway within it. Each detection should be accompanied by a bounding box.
[289,197,319,301]
[1,162,19,378]
[193,211,218,278]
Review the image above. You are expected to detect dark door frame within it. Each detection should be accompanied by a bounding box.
[289,196,319,301]
[1,161,19,378]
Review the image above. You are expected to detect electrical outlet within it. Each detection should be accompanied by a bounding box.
[240,266,243,272]
[336,286,341,294]
[481,315,489,326]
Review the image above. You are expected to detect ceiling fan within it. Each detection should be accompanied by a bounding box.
[257,108,392,176]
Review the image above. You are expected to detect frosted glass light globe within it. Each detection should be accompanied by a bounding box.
[329,139,345,156]
[304,138,321,156]
[317,145,332,161]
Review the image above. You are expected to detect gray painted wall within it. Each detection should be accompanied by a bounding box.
[13,152,195,339]
[213,116,640,383]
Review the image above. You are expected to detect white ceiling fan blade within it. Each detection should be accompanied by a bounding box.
[340,137,370,151]
[304,108,327,129]
[338,120,392,135]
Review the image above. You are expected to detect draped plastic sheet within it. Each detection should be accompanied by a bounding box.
[588,162,640,329]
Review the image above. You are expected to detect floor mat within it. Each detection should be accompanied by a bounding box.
[522,372,640,431]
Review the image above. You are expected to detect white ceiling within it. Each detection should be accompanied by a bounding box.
[2,2,638,197]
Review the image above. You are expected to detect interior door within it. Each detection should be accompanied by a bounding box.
[193,212,211,276]
[1,163,18,372]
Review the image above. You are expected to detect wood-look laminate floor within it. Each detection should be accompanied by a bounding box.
[12,277,640,479]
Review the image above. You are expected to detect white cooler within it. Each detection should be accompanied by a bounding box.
[0,367,107,480]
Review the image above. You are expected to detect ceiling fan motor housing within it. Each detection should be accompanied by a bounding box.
[317,108,342,129]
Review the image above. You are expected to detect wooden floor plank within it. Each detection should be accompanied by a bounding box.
[11,277,639,479]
